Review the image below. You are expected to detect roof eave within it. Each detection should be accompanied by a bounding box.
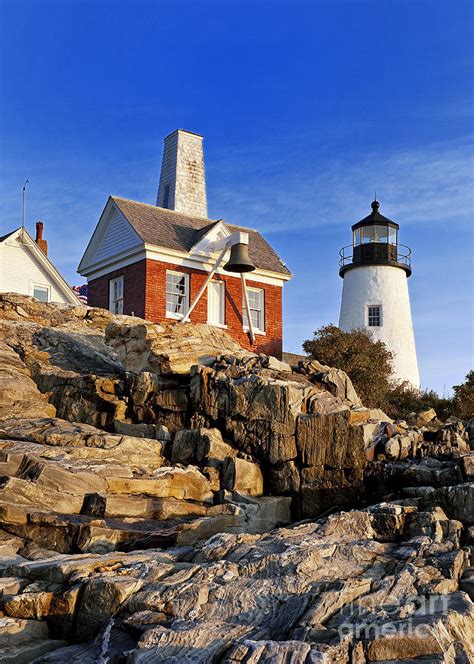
[143,242,292,280]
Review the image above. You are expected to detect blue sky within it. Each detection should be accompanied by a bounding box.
[0,0,472,393]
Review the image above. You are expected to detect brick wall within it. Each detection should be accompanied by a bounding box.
[145,259,283,357]
[88,258,283,357]
[87,259,147,319]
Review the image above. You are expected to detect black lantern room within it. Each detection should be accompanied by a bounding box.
[339,200,412,277]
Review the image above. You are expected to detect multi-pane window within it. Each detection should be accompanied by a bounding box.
[33,285,49,302]
[109,276,124,314]
[166,271,189,317]
[367,305,382,327]
[243,287,265,332]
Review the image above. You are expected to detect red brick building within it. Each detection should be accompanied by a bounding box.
[78,130,292,357]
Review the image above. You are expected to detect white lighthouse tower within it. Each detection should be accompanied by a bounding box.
[338,200,420,388]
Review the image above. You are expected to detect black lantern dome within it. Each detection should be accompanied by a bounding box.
[339,200,412,277]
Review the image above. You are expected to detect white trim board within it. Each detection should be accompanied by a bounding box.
[82,247,287,287]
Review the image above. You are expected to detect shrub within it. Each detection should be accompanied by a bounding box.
[452,370,474,420]
[302,324,393,407]
[384,381,452,421]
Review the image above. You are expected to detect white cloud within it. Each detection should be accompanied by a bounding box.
[207,135,474,234]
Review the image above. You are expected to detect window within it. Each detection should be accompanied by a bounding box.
[109,276,124,314]
[166,271,189,318]
[163,184,170,209]
[243,287,265,332]
[367,305,382,327]
[33,285,49,302]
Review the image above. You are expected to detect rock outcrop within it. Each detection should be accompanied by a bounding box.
[0,501,473,662]
[0,293,472,662]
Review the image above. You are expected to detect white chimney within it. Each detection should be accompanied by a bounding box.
[156,129,208,218]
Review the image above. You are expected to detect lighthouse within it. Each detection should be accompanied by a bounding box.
[338,200,420,388]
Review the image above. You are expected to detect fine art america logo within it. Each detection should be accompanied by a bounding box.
[337,593,450,642]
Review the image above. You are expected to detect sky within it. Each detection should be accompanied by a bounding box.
[0,0,473,394]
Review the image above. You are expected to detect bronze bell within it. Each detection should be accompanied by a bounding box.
[223,242,256,273]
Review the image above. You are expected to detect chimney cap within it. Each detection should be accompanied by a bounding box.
[35,220,44,240]
[164,128,204,141]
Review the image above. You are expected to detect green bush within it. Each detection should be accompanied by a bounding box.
[302,324,393,408]
[302,324,473,421]
[451,370,474,420]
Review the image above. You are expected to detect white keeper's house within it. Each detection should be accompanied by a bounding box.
[0,222,81,305]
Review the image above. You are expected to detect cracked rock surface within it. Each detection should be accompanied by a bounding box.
[0,293,472,662]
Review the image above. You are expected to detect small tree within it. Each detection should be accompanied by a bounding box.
[302,324,393,407]
[452,370,474,420]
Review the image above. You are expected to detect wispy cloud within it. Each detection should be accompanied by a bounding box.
[207,134,474,234]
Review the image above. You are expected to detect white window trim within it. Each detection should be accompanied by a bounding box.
[243,325,266,336]
[31,283,51,303]
[367,303,383,327]
[166,270,190,319]
[207,280,227,328]
[243,286,265,334]
[109,275,124,314]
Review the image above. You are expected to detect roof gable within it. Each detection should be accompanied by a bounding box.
[1,228,81,305]
[190,219,231,257]
[78,198,142,273]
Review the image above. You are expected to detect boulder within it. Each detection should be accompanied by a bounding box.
[0,341,56,421]
[106,319,250,374]
[221,457,264,496]
[462,453,474,480]
[113,420,171,441]
[0,616,49,646]
[267,460,301,494]
[171,428,236,467]
[296,410,367,469]
[407,407,437,427]
[298,359,362,406]
[107,466,214,503]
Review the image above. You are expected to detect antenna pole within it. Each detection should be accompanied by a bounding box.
[22,179,29,229]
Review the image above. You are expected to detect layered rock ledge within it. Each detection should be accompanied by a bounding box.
[0,293,472,662]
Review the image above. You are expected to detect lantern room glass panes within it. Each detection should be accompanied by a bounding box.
[353,225,397,246]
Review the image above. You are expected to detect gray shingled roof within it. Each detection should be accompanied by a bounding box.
[112,197,291,276]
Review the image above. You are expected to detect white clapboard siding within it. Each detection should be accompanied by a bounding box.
[0,237,69,303]
[93,207,141,264]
